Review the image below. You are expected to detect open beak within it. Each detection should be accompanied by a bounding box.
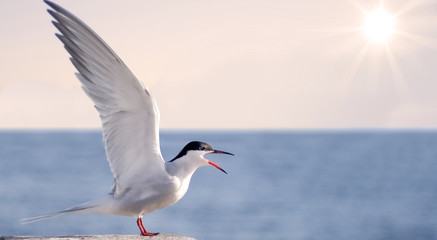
[207,150,234,175]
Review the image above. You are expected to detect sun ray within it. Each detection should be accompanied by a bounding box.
[347,0,371,15]
[383,44,410,95]
[397,30,437,50]
[340,42,371,93]
[393,0,433,17]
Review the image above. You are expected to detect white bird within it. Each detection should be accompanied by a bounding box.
[23,1,234,236]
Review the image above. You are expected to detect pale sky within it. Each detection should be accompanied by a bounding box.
[1,0,437,129]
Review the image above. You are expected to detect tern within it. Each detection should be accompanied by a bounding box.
[23,0,234,236]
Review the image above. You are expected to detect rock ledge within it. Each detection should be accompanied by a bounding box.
[0,234,196,240]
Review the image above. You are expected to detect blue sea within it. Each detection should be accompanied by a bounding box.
[1,130,437,240]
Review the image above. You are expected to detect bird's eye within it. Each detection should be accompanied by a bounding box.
[199,146,205,151]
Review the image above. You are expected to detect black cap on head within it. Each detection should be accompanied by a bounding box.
[170,141,213,162]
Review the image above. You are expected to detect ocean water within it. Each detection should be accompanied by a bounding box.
[1,130,437,240]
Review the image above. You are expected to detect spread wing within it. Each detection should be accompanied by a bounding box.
[45,0,165,197]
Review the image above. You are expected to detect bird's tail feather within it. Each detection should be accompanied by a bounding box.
[21,211,70,224]
[21,205,94,224]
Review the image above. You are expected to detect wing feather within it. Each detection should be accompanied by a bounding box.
[45,0,165,197]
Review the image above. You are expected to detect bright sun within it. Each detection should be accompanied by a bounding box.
[363,9,395,43]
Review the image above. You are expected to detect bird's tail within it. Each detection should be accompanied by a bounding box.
[21,201,98,224]
[21,210,72,224]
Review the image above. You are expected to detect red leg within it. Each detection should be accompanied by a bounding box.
[137,217,159,236]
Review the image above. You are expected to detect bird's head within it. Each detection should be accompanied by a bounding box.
[170,141,233,174]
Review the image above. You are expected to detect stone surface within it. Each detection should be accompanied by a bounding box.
[0,234,196,240]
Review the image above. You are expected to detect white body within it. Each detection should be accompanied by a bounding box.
[87,152,207,217]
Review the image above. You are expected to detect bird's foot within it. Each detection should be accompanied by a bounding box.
[141,232,159,236]
[137,216,159,236]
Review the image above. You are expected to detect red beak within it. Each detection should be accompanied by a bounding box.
[207,150,234,174]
